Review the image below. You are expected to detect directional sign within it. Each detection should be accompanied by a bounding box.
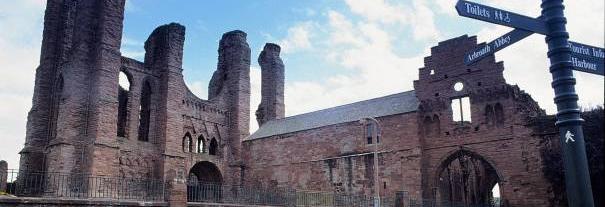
[569,41,605,60]
[568,41,604,75]
[456,0,548,35]
[570,54,604,75]
[464,29,533,65]
[464,29,605,76]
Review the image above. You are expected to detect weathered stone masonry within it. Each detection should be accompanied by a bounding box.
[20,1,249,206]
[16,1,577,206]
[243,36,554,206]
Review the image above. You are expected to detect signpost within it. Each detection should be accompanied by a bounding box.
[456,0,603,206]
[464,29,533,65]
[455,0,548,34]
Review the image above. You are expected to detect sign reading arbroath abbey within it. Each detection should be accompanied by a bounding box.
[3,0,602,207]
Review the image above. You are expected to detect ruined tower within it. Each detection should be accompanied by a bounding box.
[208,30,251,181]
[20,0,126,175]
[143,23,187,180]
[256,43,285,126]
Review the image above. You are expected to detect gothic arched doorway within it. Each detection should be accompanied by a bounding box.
[187,161,223,202]
[436,150,502,207]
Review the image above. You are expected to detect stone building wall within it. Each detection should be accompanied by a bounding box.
[413,36,550,206]
[243,112,423,199]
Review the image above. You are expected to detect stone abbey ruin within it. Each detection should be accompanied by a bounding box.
[2,0,603,207]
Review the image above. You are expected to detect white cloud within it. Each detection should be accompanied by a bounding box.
[344,0,407,25]
[121,48,145,61]
[122,37,143,47]
[120,36,144,60]
[407,0,440,41]
[434,0,456,16]
[343,0,440,41]
[292,7,316,17]
[0,0,46,170]
[279,9,427,117]
[125,0,139,13]
[278,22,315,54]
[186,80,208,100]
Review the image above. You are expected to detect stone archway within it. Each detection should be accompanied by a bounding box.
[189,161,222,183]
[187,161,223,202]
[435,150,502,206]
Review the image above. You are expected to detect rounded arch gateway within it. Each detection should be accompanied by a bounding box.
[435,149,503,206]
[187,161,223,202]
[189,161,222,183]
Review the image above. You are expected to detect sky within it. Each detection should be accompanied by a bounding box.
[0,0,603,171]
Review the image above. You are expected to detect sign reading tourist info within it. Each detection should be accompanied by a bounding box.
[569,42,605,75]
[457,0,598,206]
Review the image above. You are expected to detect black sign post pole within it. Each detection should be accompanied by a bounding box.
[541,0,595,206]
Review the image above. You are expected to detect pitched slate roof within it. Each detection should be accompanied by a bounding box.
[247,90,418,140]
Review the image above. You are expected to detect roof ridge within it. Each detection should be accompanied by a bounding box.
[266,90,416,123]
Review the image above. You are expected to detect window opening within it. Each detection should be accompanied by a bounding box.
[138,80,151,141]
[197,136,205,153]
[454,82,464,91]
[117,71,130,137]
[451,97,471,122]
[209,138,218,155]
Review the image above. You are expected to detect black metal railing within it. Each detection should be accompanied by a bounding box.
[185,182,499,207]
[0,170,501,206]
[187,181,296,206]
[1,169,164,201]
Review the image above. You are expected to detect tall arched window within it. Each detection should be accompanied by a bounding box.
[494,103,504,125]
[485,105,494,126]
[197,136,205,153]
[138,80,151,142]
[209,138,218,155]
[364,122,379,144]
[183,133,193,153]
[432,115,441,134]
[423,116,432,137]
[117,71,130,137]
[49,75,64,140]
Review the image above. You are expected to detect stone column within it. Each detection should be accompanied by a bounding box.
[256,43,285,126]
[0,160,7,193]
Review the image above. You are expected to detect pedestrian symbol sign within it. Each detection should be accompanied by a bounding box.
[565,130,575,143]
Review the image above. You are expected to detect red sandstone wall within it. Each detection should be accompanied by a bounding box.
[414,35,551,206]
[242,112,422,198]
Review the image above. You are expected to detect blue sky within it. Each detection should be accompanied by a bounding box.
[0,0,603,170]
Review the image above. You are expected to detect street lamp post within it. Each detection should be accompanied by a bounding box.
[361,117,382,207]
